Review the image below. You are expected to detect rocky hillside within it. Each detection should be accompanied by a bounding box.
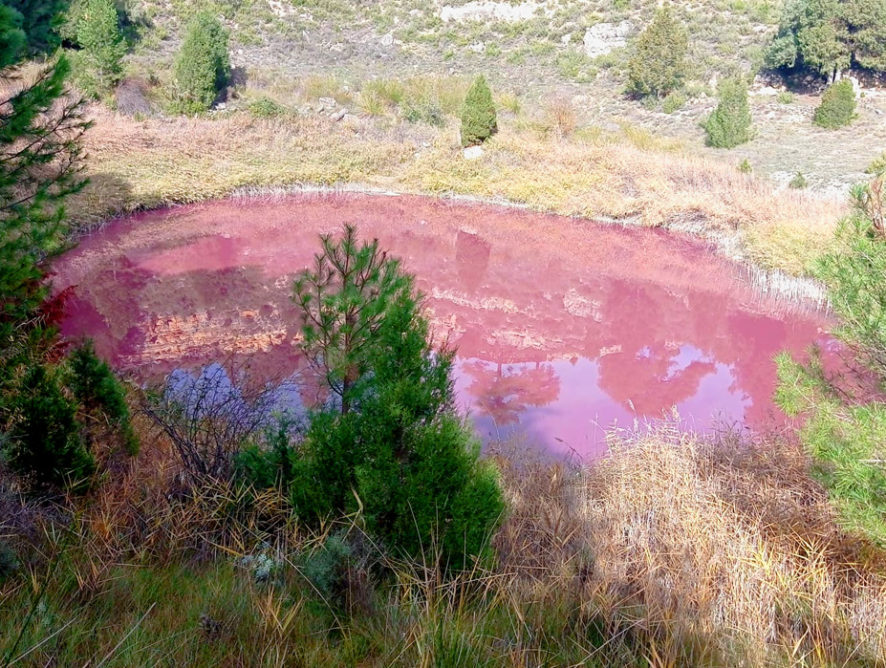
[107,0,886,192]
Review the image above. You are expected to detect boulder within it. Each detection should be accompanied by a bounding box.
[463,145,484,160]
[583,21,631,59]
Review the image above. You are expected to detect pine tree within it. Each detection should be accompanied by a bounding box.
[1,3,136,490]
[703,77,753,148]
[75,0,126,96]
[242,225,506,569]
[6,0,68,54]
[460,75,497,147]
[626,6,689,98]
[1,4,90,385]
[173,12,230,113]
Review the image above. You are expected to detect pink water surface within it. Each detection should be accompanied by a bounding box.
[52,193,831,459]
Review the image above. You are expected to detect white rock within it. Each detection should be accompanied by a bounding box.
[379,32,394,47]
[561,32,572,45]
[463,145,484,160]
[440,0,546,23]
[583,21,631,58]
[331,108,347,121]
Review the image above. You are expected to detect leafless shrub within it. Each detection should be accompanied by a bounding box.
[141,362,296,481]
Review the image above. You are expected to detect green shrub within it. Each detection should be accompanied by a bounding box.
[703,77,753,148]
[626,6,688,98]
[813,79,856,128]
[172,12,230,113]
[73,0,125,97]
[776,182,886,544]
[661,90,687,114]
[248,96,286,118]
[789,171,808,188]
[402,96,445,126]
[5,364,96,490]
[777,90,796,104]
[738,158,753,173]
[460,75,497,147]
[244,226,505,570]
[867,153,886,176]
[67,340,138,455]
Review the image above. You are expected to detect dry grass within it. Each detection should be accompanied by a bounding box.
[71,105,845,275]
[496,430,886,665]
[4,426,885,665]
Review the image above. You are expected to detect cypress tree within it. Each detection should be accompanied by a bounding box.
[460,75,498,147]
[813,79,856,128]
[173,12,231,113]
[75,0,126,96]
[626,6,689,98]
[703,77,753,148]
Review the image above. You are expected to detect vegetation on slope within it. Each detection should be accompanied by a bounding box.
[777,173,886,545]
[3,431,886,665]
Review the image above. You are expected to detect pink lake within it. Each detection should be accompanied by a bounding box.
[53,193,831,459]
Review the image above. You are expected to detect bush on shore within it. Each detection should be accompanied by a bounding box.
[232,225,505,569]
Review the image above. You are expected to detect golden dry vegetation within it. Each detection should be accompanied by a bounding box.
[73,104,845,275]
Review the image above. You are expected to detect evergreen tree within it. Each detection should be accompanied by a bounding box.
[1,3,137,490]
[5,0,68,54]
[813,78,856,128]
[626,6,688,98]
[173,12,230,113]
[240,226,505,569]
[766,0,886,78]
[6,364,96,489]
[75,0,125,96]
[776,176,886,544]
[460,75,497,147]
[1,3,89,386]
[703,77,753,148]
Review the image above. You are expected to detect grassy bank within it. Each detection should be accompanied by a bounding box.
[3,428,885,665]
[72,105,844,276]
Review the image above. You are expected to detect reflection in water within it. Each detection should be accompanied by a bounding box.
[52,193,830,459]
[462,360,561,425]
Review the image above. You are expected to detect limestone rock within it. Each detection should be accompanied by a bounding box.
[463,145,484,160]
[583,21,631,59]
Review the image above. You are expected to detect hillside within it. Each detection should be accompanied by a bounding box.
[108,0,886,192]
